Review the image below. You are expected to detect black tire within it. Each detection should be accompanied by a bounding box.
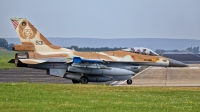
[127,79,132,85]
[72,80,80,84]
[80,76,88,84]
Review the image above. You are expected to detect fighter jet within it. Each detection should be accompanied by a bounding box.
[10,18,187,84]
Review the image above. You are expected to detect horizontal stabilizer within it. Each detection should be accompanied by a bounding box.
[73,57,102,63]
[8,59,15,63]
[19,59,46,64]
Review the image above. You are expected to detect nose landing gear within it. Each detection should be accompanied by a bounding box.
[127,79,132,85]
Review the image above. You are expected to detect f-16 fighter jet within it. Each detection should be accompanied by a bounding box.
[10,18,187,84]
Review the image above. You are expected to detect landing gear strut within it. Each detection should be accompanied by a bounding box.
[127,79,132,85]
[80,76,88,84]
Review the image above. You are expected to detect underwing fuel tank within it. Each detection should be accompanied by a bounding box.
[68,66,134,76]
[64,73,113,82]
[105,63,141,73]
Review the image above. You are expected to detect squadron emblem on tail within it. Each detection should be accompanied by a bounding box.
[19,21,35,40]
[23,29,33,39]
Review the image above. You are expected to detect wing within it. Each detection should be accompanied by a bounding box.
[19,58,68,77]
[72,56,168,67]
[19,57,72,64]
[19,59,47,64]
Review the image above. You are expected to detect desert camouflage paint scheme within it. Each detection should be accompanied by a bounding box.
[11,18,169,65]
[10,18,187,84]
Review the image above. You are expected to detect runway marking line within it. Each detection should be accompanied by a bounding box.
[110,66,151,86]
[110,81,118,85]
[189,67,199,69]
[151,67,162,69]
[151,67,200,69]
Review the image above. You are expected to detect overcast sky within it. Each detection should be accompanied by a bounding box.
[0,0,200,39]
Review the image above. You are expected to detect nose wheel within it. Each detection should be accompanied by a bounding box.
[127,79,132,85]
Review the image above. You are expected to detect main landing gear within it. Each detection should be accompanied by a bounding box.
[71,76,88,84]
[80,76,88,84]
[71,76,89,84]
[127,79,132,85]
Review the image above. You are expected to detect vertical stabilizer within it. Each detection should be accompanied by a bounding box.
[10,18,52,46]
[10,18,71,52]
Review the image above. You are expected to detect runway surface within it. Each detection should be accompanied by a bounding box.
[0,68,72,83]
[1,65,200,86]
[0,68,112,84]
[119,64,200,86]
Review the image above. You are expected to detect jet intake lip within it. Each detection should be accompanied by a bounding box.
[168,58,188,67]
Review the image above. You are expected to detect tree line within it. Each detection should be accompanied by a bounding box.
[0,38,14,51]
[65,45,126,52]
[186,46,199,54]
[155,46,200,54]
[0,38,199,53]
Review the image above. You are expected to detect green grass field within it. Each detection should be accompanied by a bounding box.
[0,83,199,112]
[0,51,16,69]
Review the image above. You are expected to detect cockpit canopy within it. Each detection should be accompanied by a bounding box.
[122,47,159,56]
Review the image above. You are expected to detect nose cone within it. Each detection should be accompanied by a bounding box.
[168,58,188,67]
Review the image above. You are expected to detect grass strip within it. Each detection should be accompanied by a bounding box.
[0,83,199,112]
[0,51,16,69]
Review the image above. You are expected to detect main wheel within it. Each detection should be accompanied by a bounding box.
[127,79,132,85]
[72,80,80,84]
[80,76,88,84]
